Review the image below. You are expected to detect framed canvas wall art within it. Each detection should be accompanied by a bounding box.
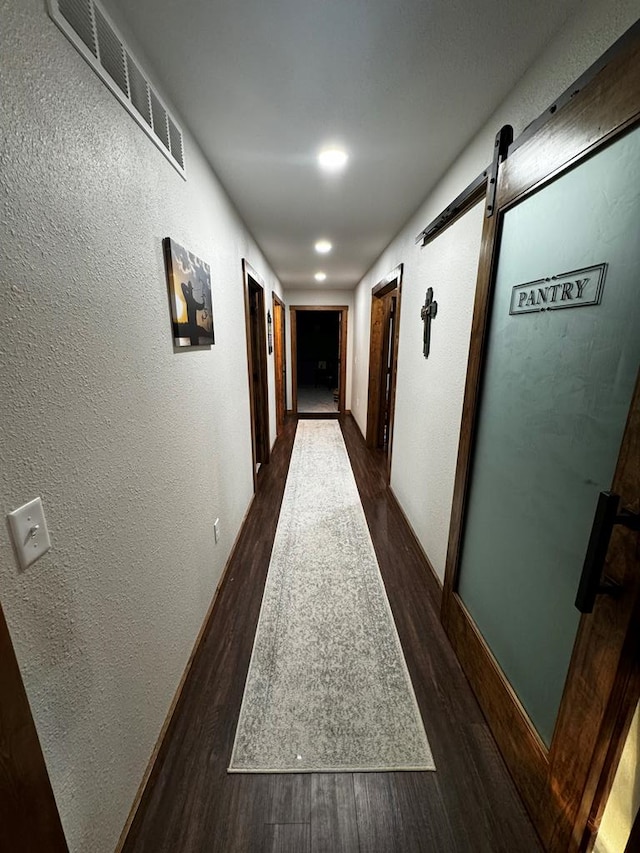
[163,237,214,347]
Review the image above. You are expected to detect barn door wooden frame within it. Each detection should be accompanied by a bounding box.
[441,29,640,853]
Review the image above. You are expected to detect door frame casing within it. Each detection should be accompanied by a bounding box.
[242,259,270,489]
[272,292,287,436]
[366,264,403,479]
[289,306,348,415]
[0,602,68,851]
[441,31,640,853]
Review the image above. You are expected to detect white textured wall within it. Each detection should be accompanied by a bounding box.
[351,0,640,582]
[283,288,354,411]
[352,202,484,575]
[0,2,280,851]
[595,702,640,853]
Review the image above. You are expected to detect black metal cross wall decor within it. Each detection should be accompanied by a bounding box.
[421,287,438,358]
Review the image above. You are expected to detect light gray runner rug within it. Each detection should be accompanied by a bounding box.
[228,420,435,773]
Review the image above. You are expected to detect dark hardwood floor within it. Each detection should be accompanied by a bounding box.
[122,415,542,853]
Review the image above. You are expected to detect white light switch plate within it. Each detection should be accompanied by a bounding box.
[8,497,51,570]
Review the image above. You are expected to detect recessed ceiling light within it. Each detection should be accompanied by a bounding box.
[318,147,348,172]
[314,271,327,282]
[315,240,332,254]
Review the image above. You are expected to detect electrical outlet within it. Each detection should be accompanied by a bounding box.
[214,518,220,544]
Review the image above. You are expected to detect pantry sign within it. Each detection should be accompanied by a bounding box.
[509,263,607,316]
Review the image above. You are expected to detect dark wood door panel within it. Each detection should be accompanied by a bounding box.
[0,603,68,852]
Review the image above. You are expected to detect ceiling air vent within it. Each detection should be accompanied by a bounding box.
[126,53,152,128]
[168,115,184,169]
[150,89,170,151]
[58,0,96,57]
[94,6,127,97]
[47,0,186,179]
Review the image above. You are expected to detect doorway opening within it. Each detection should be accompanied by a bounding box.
[242,260,270,488]
[366,265,403,477]
[290,306,348,417]
[272,292,287,436]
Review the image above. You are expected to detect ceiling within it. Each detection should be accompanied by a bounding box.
[108,0,582,290]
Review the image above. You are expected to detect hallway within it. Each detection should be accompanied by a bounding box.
[3,5,640,850]
[296,386,339,414]
[122,416,541,853]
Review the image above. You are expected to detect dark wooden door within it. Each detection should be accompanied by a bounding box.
[379,293,398,449]
[242,260,270,486]
[441,31,640,852]
[272,293,286,435]
[0,602,68,852]
[366,266,403,477]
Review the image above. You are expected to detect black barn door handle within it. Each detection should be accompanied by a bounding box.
[575,491,639,613]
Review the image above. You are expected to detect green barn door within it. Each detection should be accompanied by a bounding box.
[458,124,640,749]
[442,31,640,853]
